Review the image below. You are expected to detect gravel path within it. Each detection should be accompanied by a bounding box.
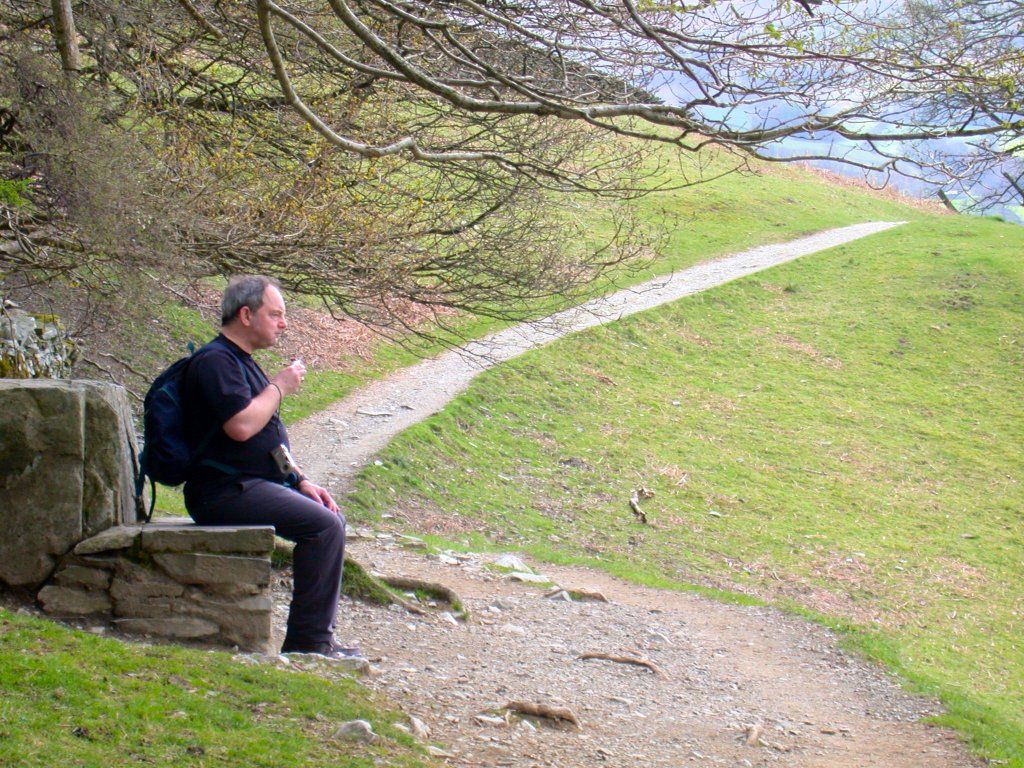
[286,220,978,767]
[290,221,904,493]
[273,539,978,768]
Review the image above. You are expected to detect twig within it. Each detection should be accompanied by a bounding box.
[96,351,149,379]
[176,0,225,38]
[77,358,144,403]
[578,652,664,676]
[628,492,647,524]
[504,701,579,727]
[356,409,393,417]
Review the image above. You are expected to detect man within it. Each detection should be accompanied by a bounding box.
[182,275,358,659]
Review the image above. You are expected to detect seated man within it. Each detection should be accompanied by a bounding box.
[182,275,358,659]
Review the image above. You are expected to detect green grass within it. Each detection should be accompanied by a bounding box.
[0,610,432,768]
[350,216,1024,765]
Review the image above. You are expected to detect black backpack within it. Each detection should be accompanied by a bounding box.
[136,339,241,520]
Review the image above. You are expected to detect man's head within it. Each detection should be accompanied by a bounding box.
[221,275,287,352]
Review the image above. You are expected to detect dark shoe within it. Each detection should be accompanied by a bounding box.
[280,639,364,660]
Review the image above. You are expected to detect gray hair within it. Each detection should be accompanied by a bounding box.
[221,275,279,325]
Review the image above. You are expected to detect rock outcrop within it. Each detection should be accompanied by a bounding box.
[0,303,77,379]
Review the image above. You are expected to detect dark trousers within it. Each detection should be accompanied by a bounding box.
[184,477,345,646]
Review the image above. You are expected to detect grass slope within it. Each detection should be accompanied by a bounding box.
[350,216,1024,765]
[151,153,925,519]
[0,609,431,768]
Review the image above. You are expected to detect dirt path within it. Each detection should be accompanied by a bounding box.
[272,538,976,767]
[287,222,979,767]
[289,221,904,493]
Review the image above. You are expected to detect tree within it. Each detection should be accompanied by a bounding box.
[2,0,656,328]
[253,0,1022,205]
[1,0,1021,329]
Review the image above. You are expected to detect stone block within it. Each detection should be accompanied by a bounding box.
[54,565,112,590]
[111,596,177,619]
[110,575,185,602]
[0,382,85,586]
[179,591,273,649]
[153,553,271,586]
[110,557,186,606]
[74,525,142,555]
[78,381,143,531]
[202,581,263,598]
[219,611,273,649]
[114,617,219,639]
[71,554,119,570]
[186,592,273,614]
[38,584,112,616]
[0,380,142,587]
[141,524,275,555]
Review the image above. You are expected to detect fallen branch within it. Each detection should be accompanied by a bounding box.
[504,701,580,727]
[544,586,609,603]
[628,486,654,524]
[578,652,664,676]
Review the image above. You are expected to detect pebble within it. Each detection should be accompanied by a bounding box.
[494,554,533,573]
[744,724,764,746]
[409,715,431,740]
[507,572,551,584]
[475,714,507,727]
[333,719,377,743]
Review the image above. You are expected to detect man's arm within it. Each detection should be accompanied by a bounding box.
[223,360,305,441]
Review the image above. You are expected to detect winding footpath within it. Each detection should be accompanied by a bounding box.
[286,220,981,768]
[291,221,904,491]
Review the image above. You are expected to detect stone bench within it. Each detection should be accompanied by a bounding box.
[38,520,277,652]
[0,380,278,653]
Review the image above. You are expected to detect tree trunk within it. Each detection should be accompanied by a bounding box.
[50,0,80,72]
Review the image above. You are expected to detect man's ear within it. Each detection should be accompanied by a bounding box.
[238,306,252,326]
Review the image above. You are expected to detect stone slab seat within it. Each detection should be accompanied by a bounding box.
[41,520,279,653]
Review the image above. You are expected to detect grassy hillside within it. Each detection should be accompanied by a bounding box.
[350,216,1024,765]
[149,151,928,517]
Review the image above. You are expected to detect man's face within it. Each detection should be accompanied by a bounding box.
[243,285,287,350]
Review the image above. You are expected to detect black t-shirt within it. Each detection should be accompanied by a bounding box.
[182,334,290,485]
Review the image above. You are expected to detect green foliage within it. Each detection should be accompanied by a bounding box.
[352,216,1024,765]
[0,179,30,207]
[0,610,430,768]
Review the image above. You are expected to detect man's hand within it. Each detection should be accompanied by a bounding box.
[272,359,306,397]
[298,479,340,513]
